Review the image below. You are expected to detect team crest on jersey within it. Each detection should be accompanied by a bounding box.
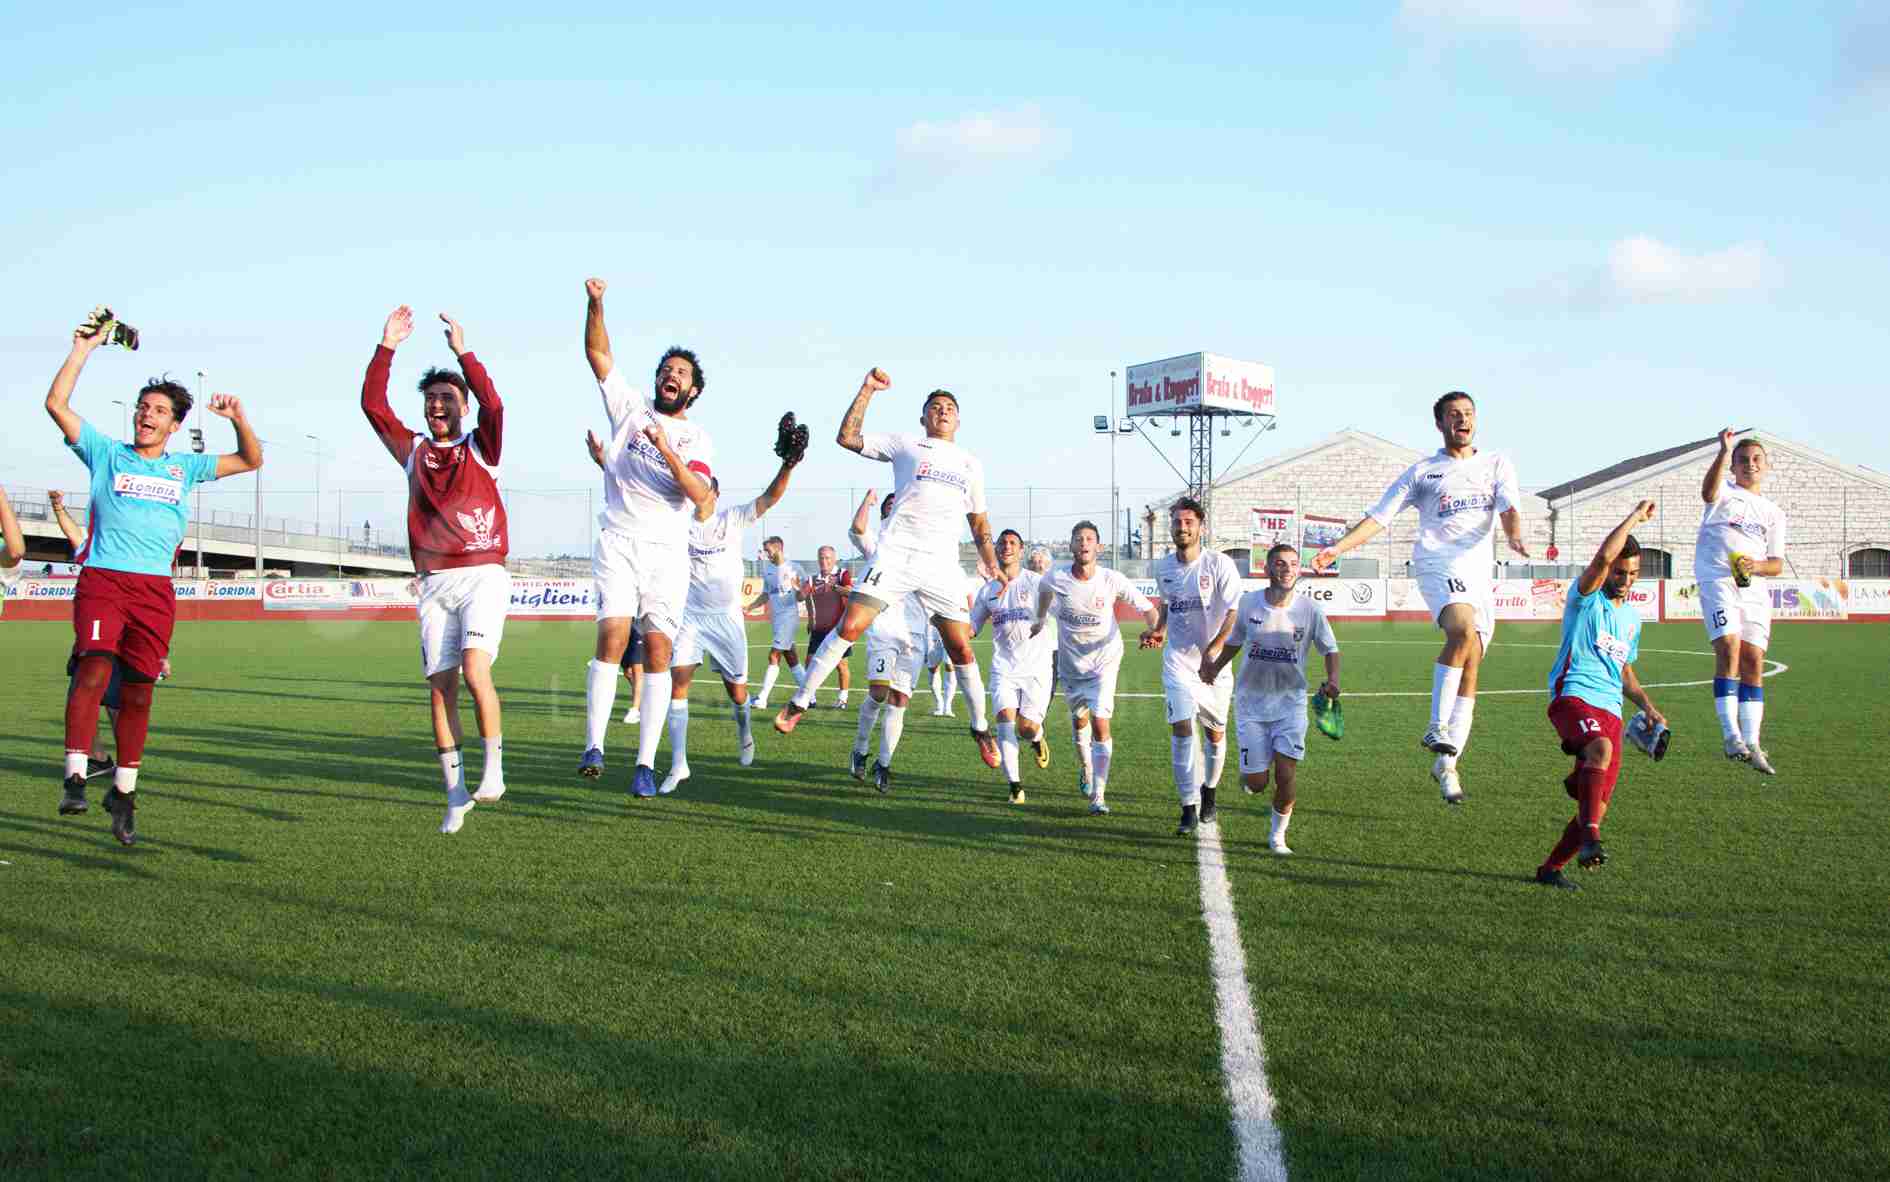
[1294,626,1305,644]
[1199,571,1211,594]
[455,505,503,551]
[166,464,184,480]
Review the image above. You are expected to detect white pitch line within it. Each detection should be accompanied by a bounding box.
[1196,821,1288,1182]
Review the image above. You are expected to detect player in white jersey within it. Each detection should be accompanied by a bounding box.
[1202,543,1340,855]
[972,529,1053,803]
[774,369,1004,774]
[578,277,717,801]
[1026,546,1059,702]
[1695,429,1788,774]
[0,486,23,609]
[749,537,806,709]
[1142,497,1242,836]
[653,433,803,793]
[1312,391,1526,804]
[1032,520,1159,815]
[846,489,931,792]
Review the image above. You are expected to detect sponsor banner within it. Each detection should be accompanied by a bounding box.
[173,580,207,600]
[350,578,420,609]
[1387,579,1428,615]
[263,579,354,611]
[8,577,78,602]
[1845,579,1890,615]
[1125,352,1275,418]
[199,580,262,601]
[1666,578,1848,620]
[1239,577,1384,617]
[1247,508,1297,574]
[509,578,594,616]
[1300,513,1346,560]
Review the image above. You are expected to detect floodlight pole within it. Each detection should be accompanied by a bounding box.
[307,434,323,537]
[1108,370,1118,569]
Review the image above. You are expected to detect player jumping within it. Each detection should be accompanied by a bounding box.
[1695,430,1786,775]
[1313,391,1526,804]
[48,316,262,844]
[845,490,929,792]
[1535,501,1666,891]
[972,528,1053,804]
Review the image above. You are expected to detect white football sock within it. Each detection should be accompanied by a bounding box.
[480,735,503,783]
[943,668,959,713]
[953,662,988,730]
[1739,698,1764,749]
[1270,805,1292,843]
[1714,691,1741,742]
[1171,734,1200,806]
[1203,736,1226,788]
[734,699,753,742]
[792,660,808,690]
[636,672,672,768]
[1431,663,1463,731]
[667,700,690,771]
[1092,738,1114,797]
[791,633,850,710]
[438,746,464,792]
[1445,695,1476,768]
[113,765,139,794]
[877,704,907,766]
[997,719,1020,782]
[758,663,781,704]
[65,750,88,779]
[440,785,474,834]
[585,659,619,750]
[930,667,944,709]
[854,696,882,754]
[1074,729,1094,784]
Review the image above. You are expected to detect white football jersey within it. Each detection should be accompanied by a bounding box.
[1694,485,1787,582]
[596,366,715,544]
[849,525,929,646]
[1041,566,1153,678]
[1365,449,1520,576]
[1154,548,1242,674]
[972,570,1050,677]
[685,500,760,614]
[1225,588,1339,723]
[762,560,804,621]
[859,432,987,556]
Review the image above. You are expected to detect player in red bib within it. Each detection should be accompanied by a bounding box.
[362,306,511,835]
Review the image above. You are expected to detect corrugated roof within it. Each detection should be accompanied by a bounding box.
[1535,434,1723,502]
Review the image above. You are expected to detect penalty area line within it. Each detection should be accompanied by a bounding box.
[1196,822,1288,1182]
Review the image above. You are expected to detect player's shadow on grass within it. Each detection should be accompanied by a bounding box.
[0,814,164,877]
[0,807,253,864]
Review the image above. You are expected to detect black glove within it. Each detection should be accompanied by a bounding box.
[774,412,810,466]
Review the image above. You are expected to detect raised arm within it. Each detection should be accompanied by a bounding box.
[1579,501,1655,595]
[751,455,800,518]
[47,490,84,552]
[445,315,503,465]
[838,368,889,453]
[584,278,613,381]
[0,487,24,566]
[851,488,877,538]
[586,430,606,470]
[363,307,418,464]
[45,320,108,444]
[1311,516,1385,573]
[208,395,263,477]
[1702,428,1735,504]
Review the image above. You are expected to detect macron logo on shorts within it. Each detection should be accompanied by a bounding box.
[112,472,183,505]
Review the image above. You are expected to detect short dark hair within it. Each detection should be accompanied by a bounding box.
[658,347,704,393]
[1433,390,1474,423]
[880,493,896,518]
[418,367,468,401]
[765,535,783,547]
[924,389,958,412]
[1265,542,1298,566]
[1071,519,1100,542]
[138,376,191,420]
[1618,535,1642,560]
[997,528,1023,547]
[1171,497,1205,523]
[1732,437,1766,462]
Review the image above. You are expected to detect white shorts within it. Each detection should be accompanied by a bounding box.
[857,545,973,626]
[1237,713,1307,772]
[990,664,1050,725]
[418,564,511,677]
[674,607,749,683]
[864,630,923,696]
[1062,660,1121,721]
[1698,577,1771,649]
[1162,661,1232,732]
[769,609,800,653]
[593,529,687,636]
[1417,569,1495,651]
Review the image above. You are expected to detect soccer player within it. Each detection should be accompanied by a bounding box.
[363,306,511,835]
[774,368,1002,774]
[578,277,716,799]
[47,317,262,844]
[1312,391,1527,804]
[1201,543,1339,853]
[803,544,854,708]
[972,528,1052,803]
[1027,545,1059,704]
[587,429,647,725]
[1031,520,1159,814]
[657,438,802,794]
[846,489,928,791]
[751,537,805,709]
[1535,501,1666,891]
[0,487,22,609]
[1143,497,1242,835]
[1696,430,1787,774]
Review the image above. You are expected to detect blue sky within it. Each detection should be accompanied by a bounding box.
[4,2,1885,557]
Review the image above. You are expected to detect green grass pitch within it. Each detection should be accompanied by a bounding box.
[2,616,1887,1180]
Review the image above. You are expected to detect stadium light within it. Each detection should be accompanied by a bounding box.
[1092,414,1110,434]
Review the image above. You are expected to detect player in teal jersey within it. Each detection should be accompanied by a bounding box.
[1535,500,1666,891]
[45,315,262,844]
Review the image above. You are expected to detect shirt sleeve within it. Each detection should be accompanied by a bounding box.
[1312,605,1339,655]
[858,433,898,463]
[68,419,112,471]
[185,451,220,485]
[1118,571,1154,613]
[1365,462,1419,526]
[1492,454,1521,515]
[598,365,647,435]
[1626,617,1641,666]
[460,352,504,466]
[1225,601,1249,648]
[1209,554,1242,631]
[730,499,760,532]
[848,527,876,560]
[361,345,418,466]
[684,427,714,484]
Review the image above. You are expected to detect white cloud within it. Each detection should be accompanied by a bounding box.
[1607,235,1771,302]
[1402,0,1700,64]
[892,105,1066,172]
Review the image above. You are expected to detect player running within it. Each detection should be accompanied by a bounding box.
[1201,544,1340,853]
[846,489,930,792]
[363,306,512,834]
[1142,497,1242,834]
[1534,502,1666,891]
[971,528,1052,803]
[751,537,805,709]
[1312,391,1526,804]
[1031,520,1159,815]
[47,316,262,844]
[774,368,1003,775]
[803,544,854,708]
[1696,430,1786,775]
[578,278,716,799]
[652,416,806,793]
